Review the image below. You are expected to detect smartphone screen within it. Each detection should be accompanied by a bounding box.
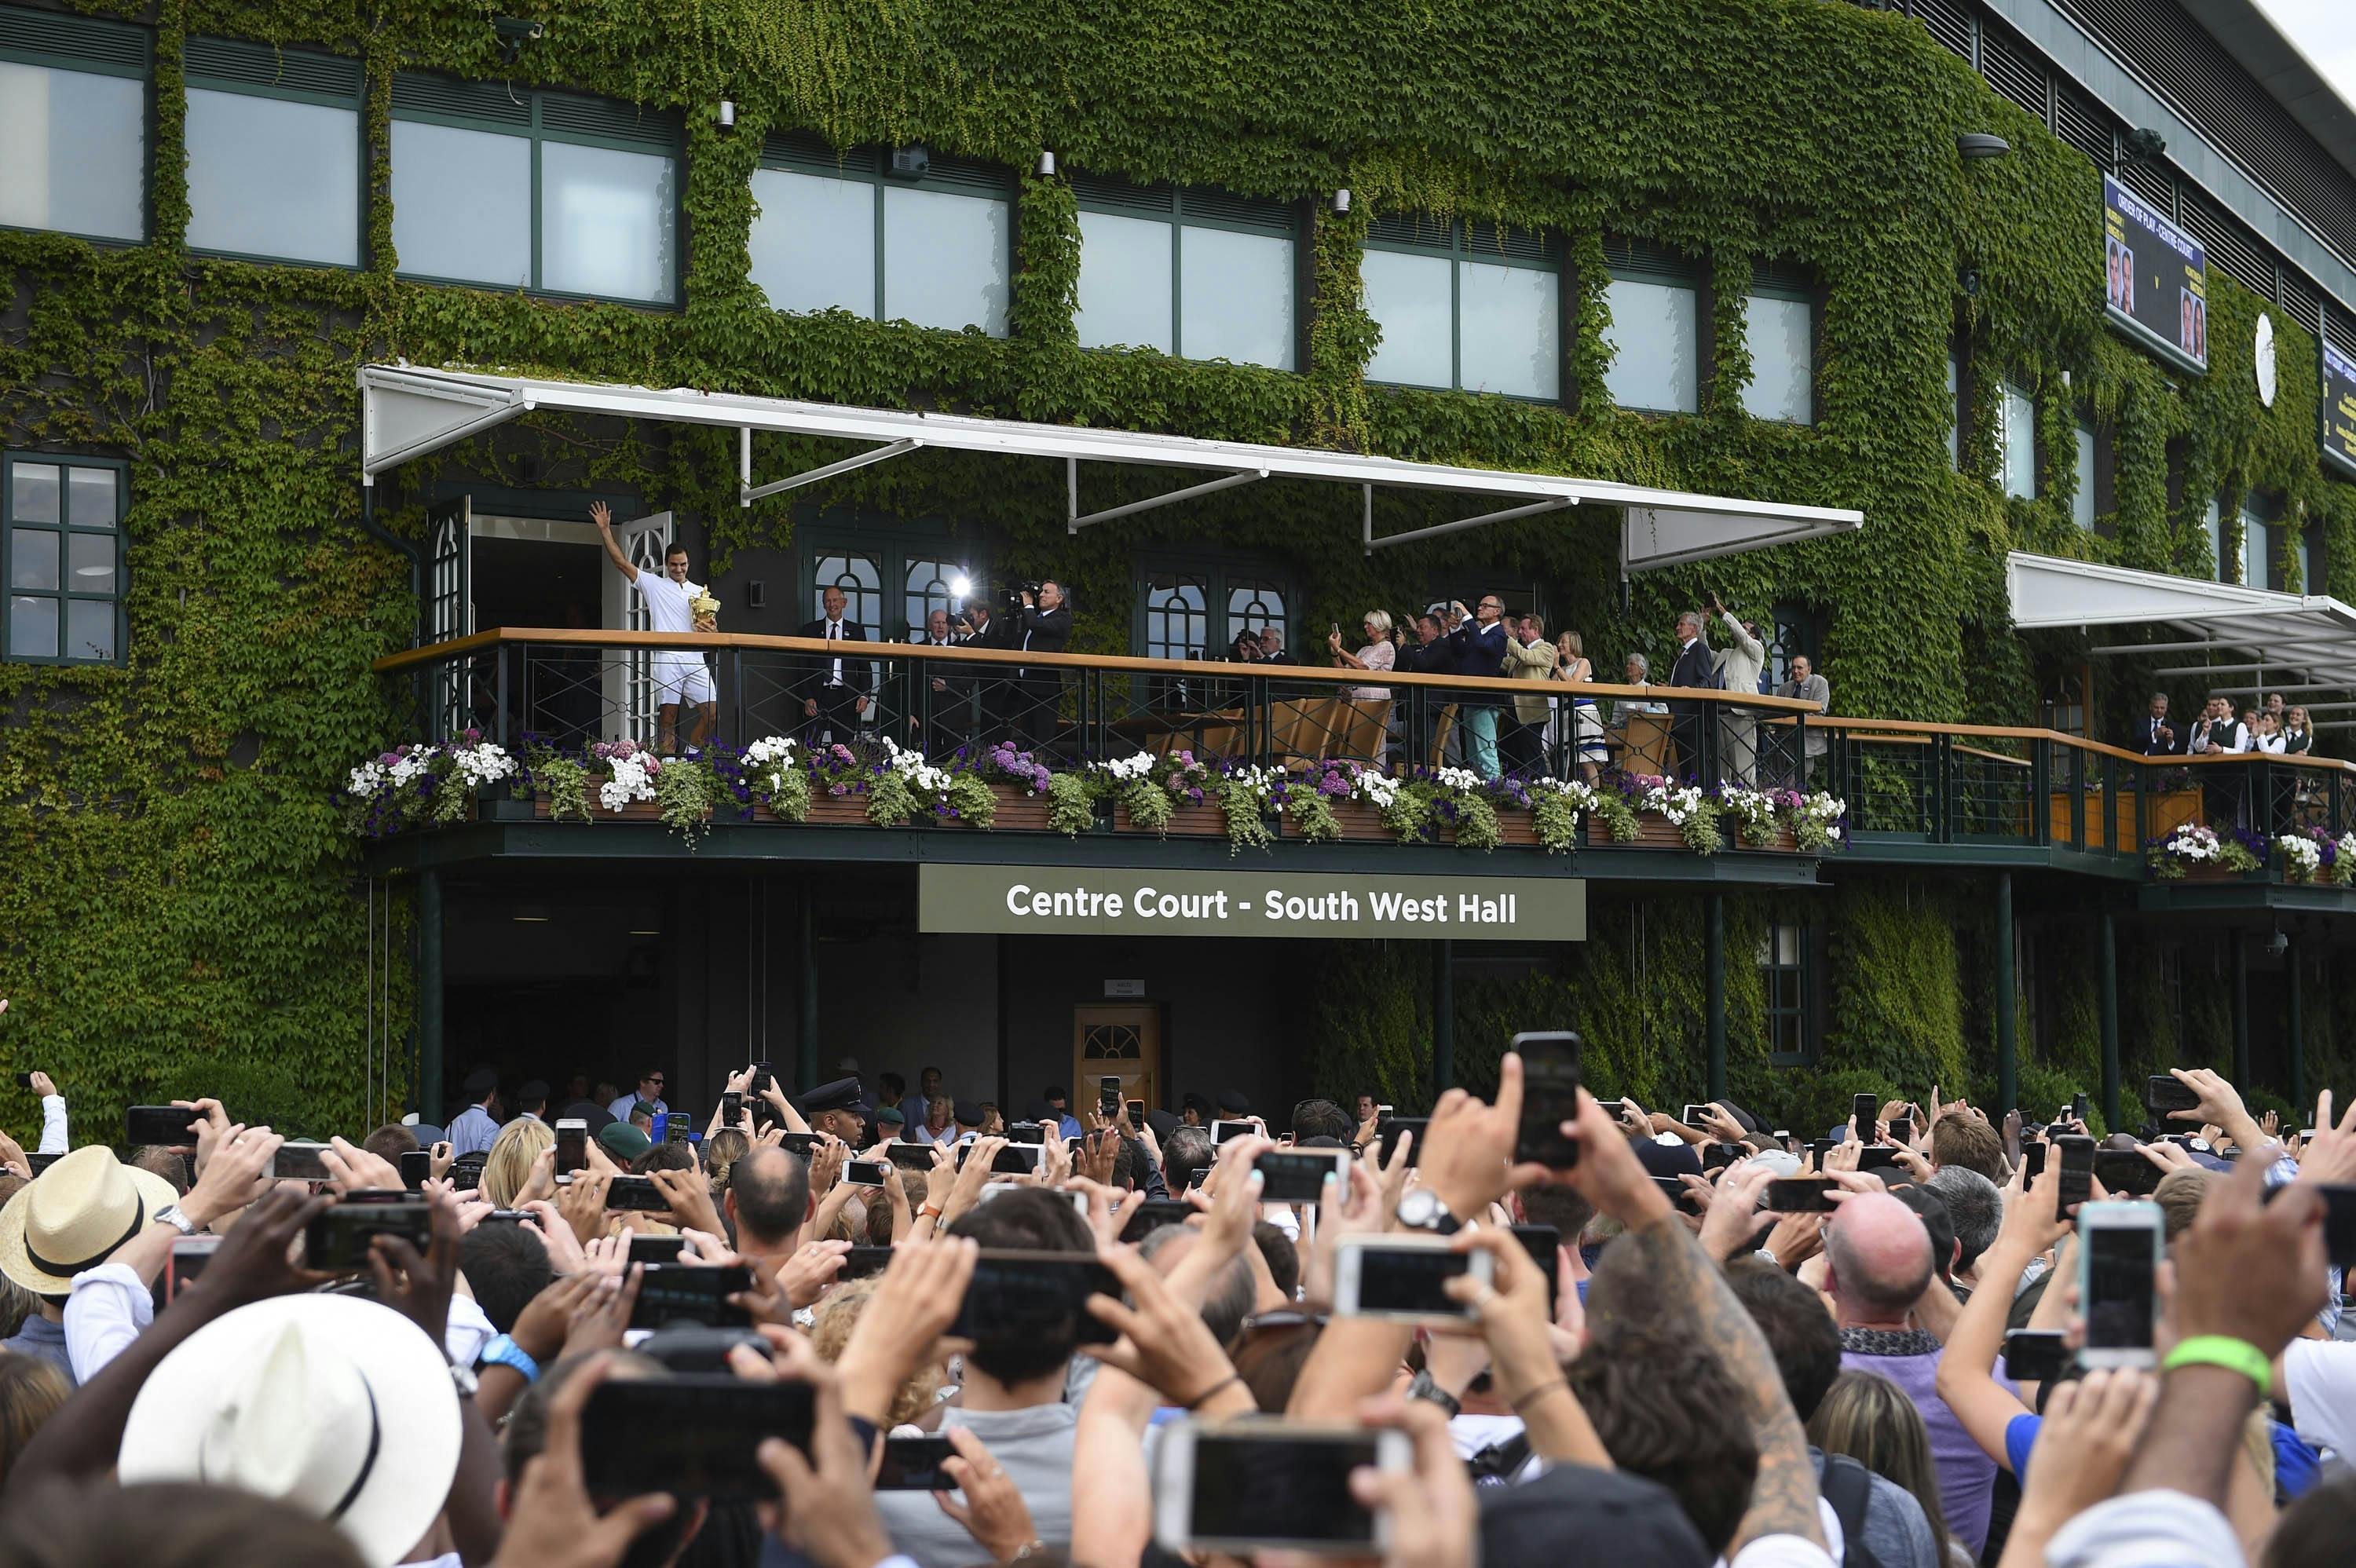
[304,1200,433,1272]
[1857,1145,1904,1174]
[1852,1094,1879,1142]
[1508,1223,1560,1316]
[154,1235,221,1310]
[2082,1218,2157,1352]
[1004,1121,1045,1146]
[1179,1428,1386,1549]
[989,1143,1043,1175]
[273,1142,332,1181]
[1765,1178,1840,1212]
[606,1175,674,1212]
[581,1376,810,1498]
[1703,1142,1742,1172]
[27,1150,62,1175]
[1100,1076,1123,1116]
[1511,1031,1582,1168]
[1255,1150,1349,1204]
[2145,1074,2201,1114]
[1127,1099,1146,1128]
[630,1264,754,1329]
[628,1234,688,1265]
[843,1160,887,1186]
[1374,1116,1428,1169]
[667,1113,691,1144]
[125,1106,195,1146]
[777,1132,820,1158]
[2021,1140,2047,1181]
[398,1149,430,1190]
[2093,1148,2163,1197]
[448,1152,488,1192]
[1121,1199,1197,1243]
[2003,1329,2072,1382]
[1212,1119,1257,1145]
[555,1120,588,1173]
[874,1434,957,1491]
[841,1245,896,1280]
[2054,1135,2096,1220]
[949,1250,1121,1346]
[1343,1241,1475,1319]
[886,1142,935,1170]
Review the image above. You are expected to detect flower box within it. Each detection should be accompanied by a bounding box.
[2175,863,2256,882]
[1731,826,1802,853]
[804,791,876,827]
[1122,800,1226,838]
[988,784,1056,832]
[1323,800,1396,842]
[1587,813,1688,849]
[531,793,665,824]
[1489,812,1542,849]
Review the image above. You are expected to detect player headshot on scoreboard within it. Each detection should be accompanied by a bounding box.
[2105,239,2121,309]
[2180,290,2193,352]
[2120,246,2133,313]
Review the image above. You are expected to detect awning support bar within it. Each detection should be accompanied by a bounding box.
[1367,495,1573,552]
[1362,484,1374,557]
[741,438,921,506]
[1069,467,1267,532]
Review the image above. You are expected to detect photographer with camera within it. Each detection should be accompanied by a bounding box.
[1008,581,1070,760]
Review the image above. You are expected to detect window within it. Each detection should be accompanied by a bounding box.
[1999,381,2036,499]
[0,6,146,243]
[1074,175,1297,370]
[1599,239,1700,414]
[1362,214,1560,399]
[796,523,982,644]
[5,454,125,665]
[2241,493,2277,590]
[1742,262,1813,424]
[1132,557,1290,663]
[391,74,677,303]
[2202,495,2224,581]
[1945,348,1963,470]
[749,136,1012,336]
[2072,417,2098,530]
[1759,919,1813,1065]
[185,38,360,267]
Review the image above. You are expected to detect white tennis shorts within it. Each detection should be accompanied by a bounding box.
[653,654,714,706]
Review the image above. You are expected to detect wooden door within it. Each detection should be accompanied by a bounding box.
[1073,1004,1162,1115]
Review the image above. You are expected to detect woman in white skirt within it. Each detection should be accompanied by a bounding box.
[1551,630,1605,781]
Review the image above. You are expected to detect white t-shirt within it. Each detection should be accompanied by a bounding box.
[1714,1500,1842,1568]
[635,571,699,635]
[2284,1338,2356,1460]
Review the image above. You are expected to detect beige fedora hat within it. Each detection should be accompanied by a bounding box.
[0,1145,178,1296]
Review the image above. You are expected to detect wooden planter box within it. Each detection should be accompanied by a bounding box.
[2172,863,2257,882]
[1586,813,1690,850]
[1321,800,1396,842]
[1729,825,1802,853]
[987,784,1056,832]
[1488,812,1542,849]
[1120,799,1229,838]
[803,791,876,827]
[531,794,666,824]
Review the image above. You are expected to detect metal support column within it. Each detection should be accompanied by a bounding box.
[419,869,444,1123]
[1706,893,1727,1102]
[2098,910,2119,1132]
[1996,873,2017,1117]
[2232,932,2252,1089]
[798,880,820,1091]
[2288,932,2306,1114]
[1432,941,1455,1098]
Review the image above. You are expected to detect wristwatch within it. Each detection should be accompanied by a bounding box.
[1396,1188,1461,1235]
[1407,1367,1462,1420]
[154,1204,199,1237]
[479,1333,541,1386]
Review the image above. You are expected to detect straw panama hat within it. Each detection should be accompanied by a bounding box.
[0,1145,179,1296]
[118,1293,462,1568]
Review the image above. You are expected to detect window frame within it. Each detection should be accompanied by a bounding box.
[1740,260,1817,426]
[748,133,1017,337]
[1129,553,1297,663]
[389,71,682,305]
[1361,213,1563,403]
[0,5,152,247]
[1759,916,1819,1067]
[1072,174,1301,370]
[183,36,365,271]
[1997,378,2038,500]
[2240,491,2280,590]
[4,451,130,668]
[792,512,988,645]
[2071,413,2099,531]
[1595,238,1707,415]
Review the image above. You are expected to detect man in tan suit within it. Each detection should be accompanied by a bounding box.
[1707,594,1765,784]
[1502,612,1560,777]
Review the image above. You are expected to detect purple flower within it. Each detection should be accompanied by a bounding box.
[379,751,398,766]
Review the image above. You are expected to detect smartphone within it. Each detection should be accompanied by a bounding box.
[874,1434,958,1491]
[2145,1074,2201,1115]
[605,1175,674,1212]
[1857,1145,1904,1175]
[637,1324,767,1374]
[1121,1198,1198,1243]
[843,1160,887,1186]
[1004,1121,1045,1146]
[1651,1175,1695,1210]
[989,1142,1043,1175]
[1254,1149,1352,1204]
[2054,1134,2096,1220]
[978,1181,1088,1216]
[628,1234,689,1265]
[1852,1094,1880,1142]
[1153,1420,1410,1556]
[886,1142,937,1170]
[125,1106,196,1146]
[1703,1142,1743,1172]
[949,1250,1121,1345]
[555,1118,589,1174]
[27,1150,62,1175]
[582,1376,810,1498]
[2093,1147,2163,1197]
[1684,1104,1714,1127]
[1511,1031,1582,1169]
[720,1091,742,1123]
[841,1245,896,1280]
[667,1112,691,1145]
[777,1132,819,1158]
[2003,1328,2072,1383]
[1100,1076,1124,1117]
[750,1062,774,1095]
[2289,1184,2356,1268]
[2021,1140,2047,1181]
[448,1152,488,1192]
[2077,1201,2162,1368]
[9,1073,27,1089]
[630,1264,755,1329]
[649,1111,671,1144]
[399,1149,431,1190]
[1805,1139,1838,1168]
[1127,1099,1147,1128]
[154,1234,221,1309]
[1332,1234,1494,1322]
[1509,1223,1560,1316]
[1212,1118,1257,1145]
[273,1141,333,1181]
[1765,1177,1841,1212]
[304,1198,434,1272]
[1374,1117,1428,1169]
[2072,1092,2091,1121]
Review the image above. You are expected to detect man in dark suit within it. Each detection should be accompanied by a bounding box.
[2129,693,2179,756]
[1665,609,1716,782]
[911,607,975,758]
[795,584,871,748]
[1011,579,1072,757]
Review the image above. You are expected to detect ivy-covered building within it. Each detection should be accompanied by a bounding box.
[4,0,2355,1140]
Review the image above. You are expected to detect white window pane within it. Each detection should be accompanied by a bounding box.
[883,185,1009,336]
[66,598,114,662]
[1946,352,1962,470]
[390,119,529,287]
[1179,225,1293,369]
[2000,384,2037,499]
[1077,210,1173,353]
[1362,249,1452,387]
[69,530,115,594]
[0,62,144,241]
[2242,506,2267,590]
[541,141,674,303]
[2072,422,2098,529]
[186,89,359,265]
[10,528,58,590]
[9,596,57,658]
[1460,260,1557,399]
[2204,496,2222,581]
[1601,278,1696,412]
[1741,294,1813,423]
[748,168,874,317]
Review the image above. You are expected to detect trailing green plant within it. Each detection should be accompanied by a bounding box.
[653,756,722,848]
[1213,766,1279,855]
[741,737,811,822]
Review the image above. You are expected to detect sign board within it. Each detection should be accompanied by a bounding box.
[2102,175,2207,375]
[2325,338,2356,482]
[920,864,1586,942]
[1103,978,1146,997]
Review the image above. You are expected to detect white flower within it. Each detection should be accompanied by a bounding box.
[2278,835,2321,875]
[743,736,797,766]
[346,761,386,797]
[600,755,657,811]
[1433,766,1483,791]
[1353,772,1399,809]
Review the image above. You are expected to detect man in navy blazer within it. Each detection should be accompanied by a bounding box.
[1665,609,1717,782]
[796,584,872,747]
[1442,594,1509,780]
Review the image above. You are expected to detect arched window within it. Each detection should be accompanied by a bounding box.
[813,551,883,629]
[1143,573,1208,661]
[1226,579,1288,652]
[904,557,960,641]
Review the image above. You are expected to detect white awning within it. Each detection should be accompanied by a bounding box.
[357,363,1860,574]
[2007,550,2356,708]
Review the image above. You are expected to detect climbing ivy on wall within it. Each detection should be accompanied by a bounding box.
[2,0,2349,1135]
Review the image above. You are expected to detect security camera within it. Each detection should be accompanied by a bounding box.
[492,16,544,41]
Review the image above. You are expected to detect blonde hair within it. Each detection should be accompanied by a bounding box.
[1363,609,1393,636]
[1807,1371,1954,1563]
[810,1281,946,1426]
[0,1351,71,1485]
[480,1116,554,1208]
[702,1128,750,1191]
[1560,630,1584,659]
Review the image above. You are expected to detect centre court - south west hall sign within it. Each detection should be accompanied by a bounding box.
[918,865,1585,941]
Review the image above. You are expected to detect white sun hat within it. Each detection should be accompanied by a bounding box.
[117,1294,461,1567]
[0,1145,179,1296]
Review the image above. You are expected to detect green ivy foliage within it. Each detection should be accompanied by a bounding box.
[3,0,2348,1136]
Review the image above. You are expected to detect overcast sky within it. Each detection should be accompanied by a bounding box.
[2252,0,2356,115]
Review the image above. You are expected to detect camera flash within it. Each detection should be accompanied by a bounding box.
[949,574,972,598]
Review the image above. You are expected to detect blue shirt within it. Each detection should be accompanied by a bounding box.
[1052,1113,1084,1140]
[2,1315,75,1387]
[609,1093,668,1124]
[1446,619,1507,680]
[446,1103,501,1157]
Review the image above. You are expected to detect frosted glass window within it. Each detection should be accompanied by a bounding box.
[1362,249,1452,388]
[390,119,529,287]
[2203,496,2223,581]
[1601,278,1698,412]
[2072,421,2098,529]
[9,528,57,590]
[1742,294,1813,423]
[1460,260,1557,399]
[5,455,123,667]
[8,596,56,658]
[540,140,674,303]
[1179,225,1293,369]
[1999,382,2036,499]
[748,168,875,316]
[185,89,359,265]
[66,598,114,661]
[2241,504,2269,590]
[883,185,1009,335]
[1077,210,1173,353]
[0,62,145,241]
